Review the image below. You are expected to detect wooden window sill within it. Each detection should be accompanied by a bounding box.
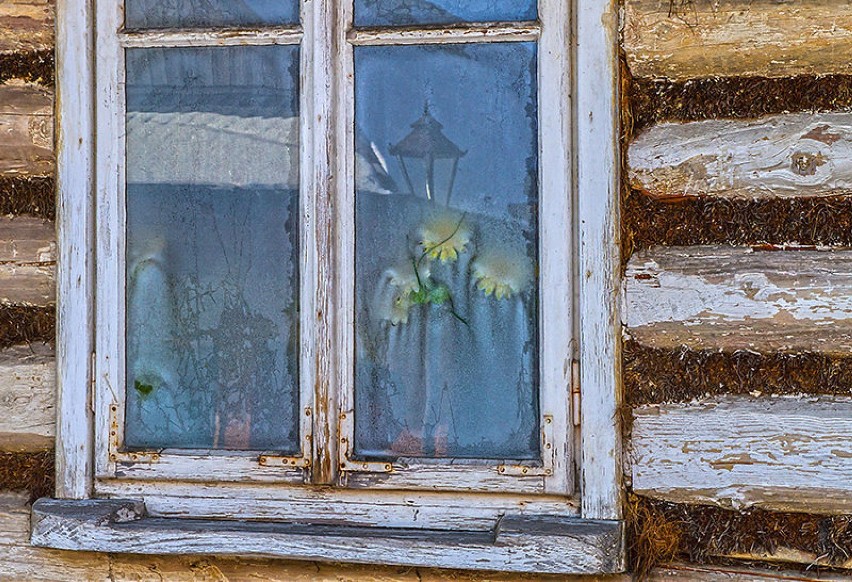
[30,498,625,575]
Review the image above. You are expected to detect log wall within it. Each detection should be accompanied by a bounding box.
[624,0,852,573]
[1,0,851,578]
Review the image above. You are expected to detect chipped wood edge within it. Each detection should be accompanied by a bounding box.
[577,0,623,524]
[55,0,95,499]
[630,396,852,515]
[624,245,852,353]
[31,498,625,575]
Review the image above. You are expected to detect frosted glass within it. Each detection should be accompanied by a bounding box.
[126,0,299,29]
[355,0,537,26]
[354,43,540,460]
[124,46,300,452]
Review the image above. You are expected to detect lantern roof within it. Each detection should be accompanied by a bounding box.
[389,104,466,160]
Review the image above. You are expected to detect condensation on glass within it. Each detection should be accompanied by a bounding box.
[124,46,301,452]
[355,0,537,27]
[354,42,540,460]
[125,0,299,29]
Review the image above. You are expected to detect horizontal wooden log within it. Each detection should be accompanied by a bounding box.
[631,395,852,516]
[629,113,852,200]
[0,216,55,306]
[2,493,627,581]
[624,0,852,80]
[0,343,55,452]
[625,246,852,353]
[0,85,53,177]
[650,563,852,582]
[0,0,53,55]
[32,498,625,575]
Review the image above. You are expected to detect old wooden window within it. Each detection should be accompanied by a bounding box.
[36,0,622,574]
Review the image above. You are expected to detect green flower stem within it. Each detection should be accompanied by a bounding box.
[408,213,469,326]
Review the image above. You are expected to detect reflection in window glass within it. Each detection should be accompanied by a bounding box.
[126,0,299,29]
[124,46,300,452]
[355,0,537,26]
[354,43,540,460]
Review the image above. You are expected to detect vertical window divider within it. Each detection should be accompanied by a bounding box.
[306,0,343,486]
[334,0,357,487]
[94,0,127,481]
[538,0,574,496]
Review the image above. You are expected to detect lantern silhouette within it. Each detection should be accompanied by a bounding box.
[389,104,466,207]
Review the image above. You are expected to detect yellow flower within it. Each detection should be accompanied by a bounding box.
[419,213,471,263]
[473,250,532,300]
[387,261,430,295]
[377,261,431,325]
[388,292,413,325]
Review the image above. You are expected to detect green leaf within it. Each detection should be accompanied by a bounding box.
[428,285,450,305]
[134,380,155,397]
[410,287,429,305]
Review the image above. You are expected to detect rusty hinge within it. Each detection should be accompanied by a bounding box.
[258,454,311,469]
[108,403,161,464]
[338,411,394,474]
[496,414,554,477]
[88,351,96,414]
[571,359,581,427]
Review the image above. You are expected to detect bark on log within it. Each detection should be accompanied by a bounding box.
[624,0,852,80]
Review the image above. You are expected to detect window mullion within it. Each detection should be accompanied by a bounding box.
[305,0,345,485]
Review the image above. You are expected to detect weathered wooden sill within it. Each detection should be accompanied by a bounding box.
[30,498,625,574]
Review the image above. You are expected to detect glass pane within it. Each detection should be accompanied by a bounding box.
[355,0,537,27]
[124,46,300,453]
[126,0,299,29]
[354,43,540,461]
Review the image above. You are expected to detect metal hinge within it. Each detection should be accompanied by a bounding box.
[88,351,96,414]
[571,359,581,427]
[338,411,394,474]
[108,403,161,464]
[258,454,311,469]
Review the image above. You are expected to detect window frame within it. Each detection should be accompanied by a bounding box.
[46,0,623,573]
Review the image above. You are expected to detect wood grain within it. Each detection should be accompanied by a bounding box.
[0,85,54,177]
[0,0,54,55]
[0,492,623,581]
[577,0,623,523]
[55,0,95,499]
[0,343,55,452]
[31,498,625,575]
[649,563,852,582]
[629,113,852,200]
[625,246,852,353]
[624,0,852,80]
[631,395,852,515]
[0,217,55,307]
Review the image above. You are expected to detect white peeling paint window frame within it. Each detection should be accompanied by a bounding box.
[45,0,623,574]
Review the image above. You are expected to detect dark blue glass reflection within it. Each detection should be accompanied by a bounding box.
[126,0,299,29]
[353,43,540,460]
[355,0,537,26]
[124,46,300,452]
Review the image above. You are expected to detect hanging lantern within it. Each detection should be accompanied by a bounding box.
[389,104,466,207]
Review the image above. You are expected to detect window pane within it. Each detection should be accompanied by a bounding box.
[354,43,540,460]
[355,0,536,26]
[126,0,299,29]
[124,46,300,453]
